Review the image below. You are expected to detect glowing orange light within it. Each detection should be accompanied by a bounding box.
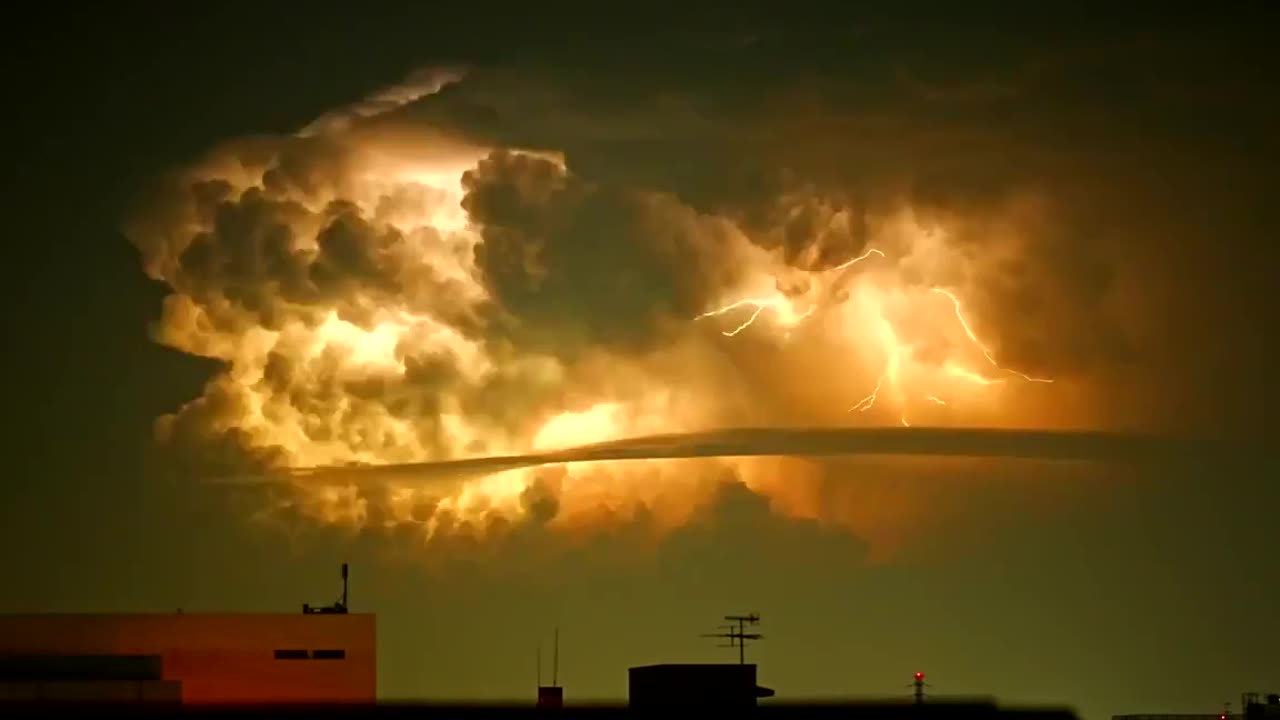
[700,240,1055,427]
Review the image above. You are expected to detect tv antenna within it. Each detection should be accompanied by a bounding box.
[302,563,349,614]
[701,613,763,665]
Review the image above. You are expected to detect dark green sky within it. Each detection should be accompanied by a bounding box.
[1,7,1276,720]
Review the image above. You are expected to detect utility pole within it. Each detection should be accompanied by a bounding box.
[701,613,763,665]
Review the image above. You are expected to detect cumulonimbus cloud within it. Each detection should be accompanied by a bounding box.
[125,38,1270,556]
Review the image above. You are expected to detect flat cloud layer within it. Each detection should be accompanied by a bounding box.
[215,427,1223,490]
[125,23,1272,557]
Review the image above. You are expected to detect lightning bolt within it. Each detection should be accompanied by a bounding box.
[698,247,883,337]
[830,247,886,272]
[847,284,1049,427]
[850,374,886,412]
[849,316,910,426]
[699,245,1052,427]
[696,297,816,336]
[930,287,1053,384]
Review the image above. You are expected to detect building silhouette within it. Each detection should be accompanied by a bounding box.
[1245,694,1280,720]
[0,579,1090,716]
[629,663,775,708]
[1113,693,1280,720]
[0,612,375,704]
[0,565,374,704]
[625,611,775,707]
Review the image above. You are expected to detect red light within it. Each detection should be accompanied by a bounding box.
[915,672,924,680]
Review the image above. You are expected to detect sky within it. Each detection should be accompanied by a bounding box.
[1,7,1276,720]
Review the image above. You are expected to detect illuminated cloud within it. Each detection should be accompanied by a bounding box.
[126,41,1266,557]
[300,67,468,138]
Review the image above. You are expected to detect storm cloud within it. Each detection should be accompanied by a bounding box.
[125,16,1274,557]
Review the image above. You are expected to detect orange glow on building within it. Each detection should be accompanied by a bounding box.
[0,613,375,704]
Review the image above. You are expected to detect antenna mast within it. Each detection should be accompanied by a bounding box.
[536,628,564,709]
[701,613,763,665]
[302,562,350,615]
[340,563,349,611]
[908,672,931,704]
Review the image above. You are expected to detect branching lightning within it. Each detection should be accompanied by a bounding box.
[846,287,1052,425]
[850,375,885,412]
[698,247,884,336]
[698,243,1053,426]
[830,247,886,271]
[696,297,815,337]
[930,287,1053,384]
[848,314,913,426]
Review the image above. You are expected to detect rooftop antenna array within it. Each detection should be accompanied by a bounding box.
[303,563,350,615]
[701,613,763,665]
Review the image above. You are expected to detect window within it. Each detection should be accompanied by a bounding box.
[274,648,346,660]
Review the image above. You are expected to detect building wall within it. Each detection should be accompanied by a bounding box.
[0,614,375,704]
[0,680,182,703]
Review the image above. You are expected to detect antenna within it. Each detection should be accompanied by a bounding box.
[302,563,351,615]
[536,629,564,709]
[906,671,932,704]
[701,613,763,665]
